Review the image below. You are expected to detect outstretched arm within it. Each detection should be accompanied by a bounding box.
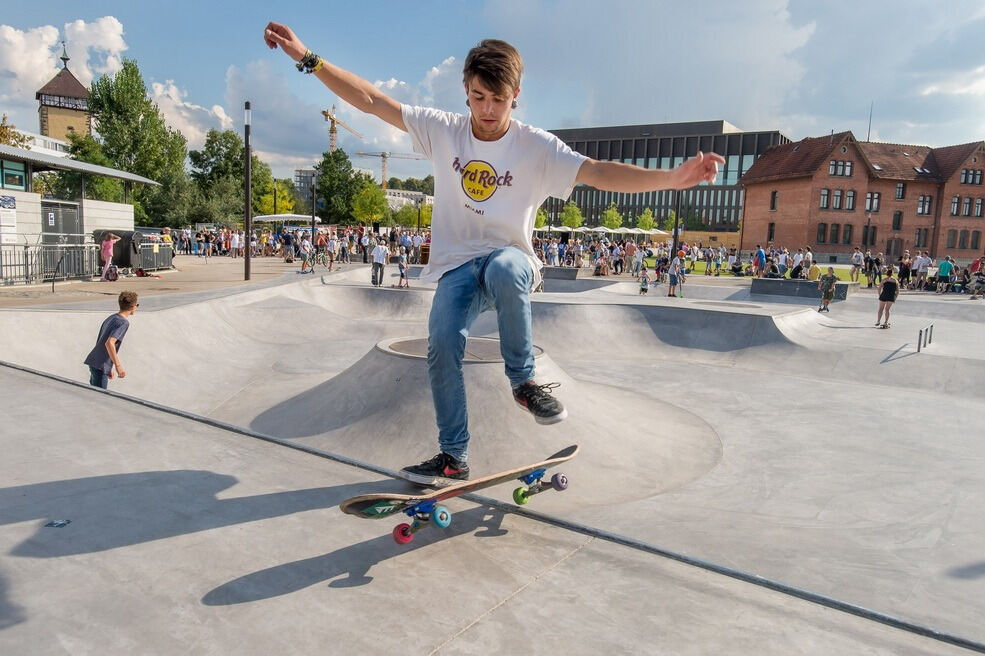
[576,151,725,192]
[263,22,406,132]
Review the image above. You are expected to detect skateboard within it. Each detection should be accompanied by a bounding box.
[339,445,578,545]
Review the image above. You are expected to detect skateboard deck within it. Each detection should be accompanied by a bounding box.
[339,445,578,544]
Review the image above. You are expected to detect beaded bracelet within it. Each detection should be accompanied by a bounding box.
[296,50,323,74]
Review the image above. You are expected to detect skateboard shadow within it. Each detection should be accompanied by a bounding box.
[0,471,405,558]
[202,506,508,605]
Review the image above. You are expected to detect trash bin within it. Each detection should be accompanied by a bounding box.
[92,230,142,268]
[420,243,430,265]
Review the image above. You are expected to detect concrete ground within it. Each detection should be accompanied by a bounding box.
[1,254,983,655]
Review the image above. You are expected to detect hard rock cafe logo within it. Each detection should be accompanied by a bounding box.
[452,157,513,202]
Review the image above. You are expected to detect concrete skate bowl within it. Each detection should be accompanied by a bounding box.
[528,301,803,367]
[250,336,722,508]
[306,282,435,322]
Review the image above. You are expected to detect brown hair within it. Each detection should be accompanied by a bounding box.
[463,39,523,96]
[118,291,138,311]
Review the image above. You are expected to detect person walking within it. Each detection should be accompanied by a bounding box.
[264,22,721,483]
[83,291,138,389]
[876,267,899,328]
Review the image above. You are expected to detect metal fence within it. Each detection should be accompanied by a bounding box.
[0,242,173,286]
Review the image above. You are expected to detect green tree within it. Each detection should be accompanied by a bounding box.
[187,175,243,226]
[0,114,30,148]
[659,211,677,232]
[87,59,188,224]
[636,207,655,231]
[257,178,296,216]
[392,204,417,226]
[601,202,623,230]
[53,133,125,202]
[189,128,271,215]
[535,208,548,228]
[559,201,583,229]
[315,149,364,224]
[353,181,388,224]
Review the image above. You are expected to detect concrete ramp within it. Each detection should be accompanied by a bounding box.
[249,336,722,508]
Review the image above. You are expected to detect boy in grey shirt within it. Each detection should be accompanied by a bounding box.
[84,291,138,389]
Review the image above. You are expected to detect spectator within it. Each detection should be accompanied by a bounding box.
[935,256,954,293]
[99,233,121,281]
[371,238,389,287]
[817,266,837,312]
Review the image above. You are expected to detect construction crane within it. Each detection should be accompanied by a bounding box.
[321,105,363,152]
[355,151,425,189]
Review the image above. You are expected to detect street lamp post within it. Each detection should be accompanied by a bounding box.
[416,195,422,234]
[865,212,872,250]
[672,189,682,255]
[244,101,252,281]
[311,181,317,242]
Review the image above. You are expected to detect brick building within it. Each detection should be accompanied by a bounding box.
[740,132,985,263]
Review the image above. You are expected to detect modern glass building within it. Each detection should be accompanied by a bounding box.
[544,120,790,229]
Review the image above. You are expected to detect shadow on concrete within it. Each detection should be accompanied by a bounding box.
[947,561,985,580]
[880,344,918,364]
[0,572,26,630]
[202,506,507,605]
[0,471,409,558]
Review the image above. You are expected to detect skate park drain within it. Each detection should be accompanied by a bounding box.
[44,520,71,528]
[377,336,544,362]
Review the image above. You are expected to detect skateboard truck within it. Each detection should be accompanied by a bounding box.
[513,467,570,505]
[392,500,453,545]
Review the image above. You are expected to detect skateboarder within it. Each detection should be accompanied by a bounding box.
[264,22,722,482]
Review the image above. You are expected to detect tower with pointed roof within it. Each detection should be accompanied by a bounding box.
[35,42,91,140]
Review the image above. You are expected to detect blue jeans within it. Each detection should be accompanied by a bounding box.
[428,247,535,462]
[89,366,108,389]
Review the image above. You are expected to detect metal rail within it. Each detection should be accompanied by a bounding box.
[917,323,935,352]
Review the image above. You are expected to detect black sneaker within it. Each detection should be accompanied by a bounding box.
[399,453,470,485]
[513,381,568,425]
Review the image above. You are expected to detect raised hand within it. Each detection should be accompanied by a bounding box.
[672,151,725,189]
[263,22,308,63]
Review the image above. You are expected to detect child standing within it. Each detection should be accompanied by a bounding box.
[639,268,650,295]
[817,266,837,312]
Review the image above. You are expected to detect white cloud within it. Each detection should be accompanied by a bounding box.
[150,80,233,148]
[0,17,127,133]
[921,65,985,97]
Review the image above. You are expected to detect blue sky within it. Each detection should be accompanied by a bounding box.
[2,1,985,182]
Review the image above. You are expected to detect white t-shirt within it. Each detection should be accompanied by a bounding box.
[371,244,389,264]
[401,105,586,283]
[793,253,803,267]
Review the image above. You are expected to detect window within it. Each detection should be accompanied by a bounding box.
[842,224,853,244]
[961,169,968,184]
[915,228,929,248]
[892,211,903,231]
[817,223,827,243]
[833,189,842,210]
[820,189,829,209]
[862,225,877,247]
[959,230,969,249]
[846,190,856,210]
[946,229,957,248]
[896,182,906,200]
[917,195,932,215]
[0,160,26,191]
[830,223,840,243]
[770,190,778,211]
[976,198,983,218]
[865,192,881,212]
[963,197,972,216]
[828,160,853,177]
[951,195,960,215]
[768,222,775,242]
[973,231,981,250]
[977,170,983,185]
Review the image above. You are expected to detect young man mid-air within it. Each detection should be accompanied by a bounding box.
[264,22,723,484]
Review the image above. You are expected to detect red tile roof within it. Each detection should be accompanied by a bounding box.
[739,132,852,185]
[742,131,985,186]
[35,68,89,100]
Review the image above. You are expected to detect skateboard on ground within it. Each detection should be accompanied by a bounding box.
[339,445,578,545]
